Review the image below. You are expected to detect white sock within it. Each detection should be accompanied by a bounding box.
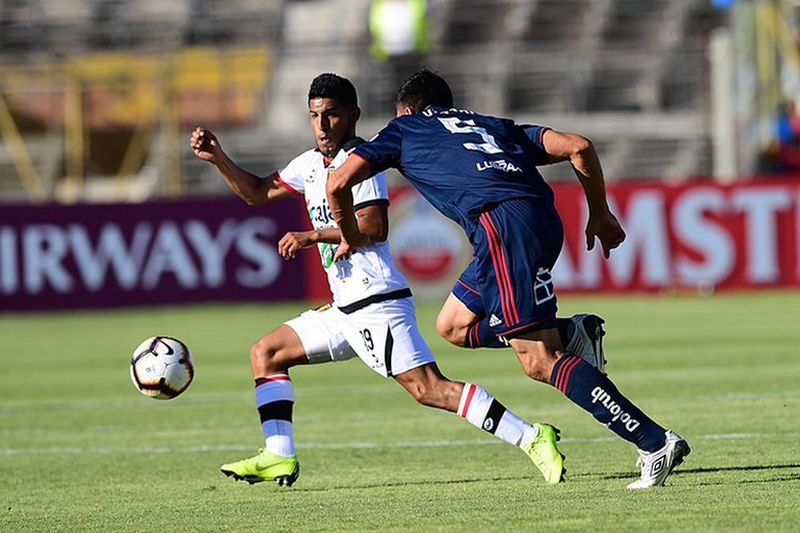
[457,383,539,448]
[255,374,296,457]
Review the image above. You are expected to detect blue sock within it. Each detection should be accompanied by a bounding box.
[464,319,507,348]
[550,354,666,452]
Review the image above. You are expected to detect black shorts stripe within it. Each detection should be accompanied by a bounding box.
[354,198,389,211]
[482,399,507,435]
[258,400,293,423]
[384,326,394,378]
[338,288,412,314]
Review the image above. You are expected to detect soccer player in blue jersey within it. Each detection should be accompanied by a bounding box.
[327,70,691,489]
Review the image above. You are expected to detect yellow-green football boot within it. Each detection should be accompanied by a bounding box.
[220,449,300,486]
[523,424,566,484]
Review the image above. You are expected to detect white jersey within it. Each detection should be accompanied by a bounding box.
[273,138,409,308]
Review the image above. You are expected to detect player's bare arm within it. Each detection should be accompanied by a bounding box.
[277,205,388,260]
[541,129,625,258]
[326,154,373,260]
[190,127,293,206]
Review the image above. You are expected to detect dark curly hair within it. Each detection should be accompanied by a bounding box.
[394,69,454,112]
[308,73,358,107]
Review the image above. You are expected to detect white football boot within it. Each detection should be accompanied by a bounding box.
[564,314,607,374]
[627,430,691,489]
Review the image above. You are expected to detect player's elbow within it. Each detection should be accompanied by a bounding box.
[239,184,269,207]
[569,135,594,159]
[241,194,265,207]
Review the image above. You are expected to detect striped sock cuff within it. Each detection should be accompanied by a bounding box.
[255,373,291,387]
[457,383,478,418]
[256,373,294,406]
[551,354,582,394]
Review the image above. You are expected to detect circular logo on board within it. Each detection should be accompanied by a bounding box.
[389,189,470,296]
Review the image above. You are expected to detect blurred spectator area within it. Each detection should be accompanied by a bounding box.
[0,0,724,202]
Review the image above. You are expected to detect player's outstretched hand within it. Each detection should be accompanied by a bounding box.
[190,127,223,163]
[278,231,315,260]
[586,210,625,258]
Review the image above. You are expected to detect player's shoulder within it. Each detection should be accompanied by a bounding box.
[342,136,367,154]
[280,148,322,177]
[289,147,322,166]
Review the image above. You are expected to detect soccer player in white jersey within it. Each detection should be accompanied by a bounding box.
[191,73,569,487]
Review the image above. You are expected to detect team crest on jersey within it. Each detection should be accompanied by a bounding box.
[534,268,555,305]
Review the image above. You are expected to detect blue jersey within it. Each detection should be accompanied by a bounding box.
[354,106,555,240]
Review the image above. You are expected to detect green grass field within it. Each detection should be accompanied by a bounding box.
[1,293,799,531]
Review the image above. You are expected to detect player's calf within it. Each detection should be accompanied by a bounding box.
[394,364,462,411]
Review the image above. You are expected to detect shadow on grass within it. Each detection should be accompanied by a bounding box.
[598,463,800,482]
[279,464,800,493]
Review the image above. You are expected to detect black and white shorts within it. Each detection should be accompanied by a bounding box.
[284,297,435,378]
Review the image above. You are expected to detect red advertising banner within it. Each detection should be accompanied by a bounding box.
[554,178,800,292]
[0,197,309,311]
[387,178,800,294]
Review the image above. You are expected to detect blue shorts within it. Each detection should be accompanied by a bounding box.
[451,197,563,338]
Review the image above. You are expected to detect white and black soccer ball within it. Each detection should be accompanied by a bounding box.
[130,336,194,400]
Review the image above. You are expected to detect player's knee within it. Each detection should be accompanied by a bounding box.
[521,362,550,382]
[518,350,558,383]
[249,337,279,370]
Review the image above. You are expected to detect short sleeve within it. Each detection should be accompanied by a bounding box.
[519,125,552,166]
[352,170,389,211]
[274,155,305,196]
[352,120,403,174]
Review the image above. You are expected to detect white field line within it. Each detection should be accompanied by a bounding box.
[2,432,800,457]
[2,388,799,416]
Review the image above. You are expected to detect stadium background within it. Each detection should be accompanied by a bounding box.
[2,0,800,310]
[2,2,800,531]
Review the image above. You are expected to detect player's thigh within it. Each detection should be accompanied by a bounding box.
[437,260,485,340]
[329,297,436,378]
[450,259,486,318]
[437,293,481,337]
[473,198,563,339]
[284,306,358,365]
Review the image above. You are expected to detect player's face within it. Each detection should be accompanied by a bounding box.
[308,98,357,158]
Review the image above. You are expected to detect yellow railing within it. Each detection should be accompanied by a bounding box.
[0,46,270,201]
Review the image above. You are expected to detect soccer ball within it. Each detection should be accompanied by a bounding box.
[130,336,194,400]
